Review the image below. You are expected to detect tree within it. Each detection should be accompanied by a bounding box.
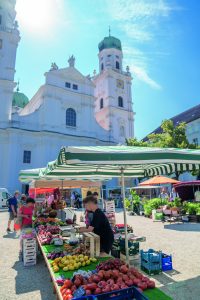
[126,119,199,178]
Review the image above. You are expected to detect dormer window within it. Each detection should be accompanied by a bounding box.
[116,61,120,70]
[73,84,78,90]
[65,82,71,88]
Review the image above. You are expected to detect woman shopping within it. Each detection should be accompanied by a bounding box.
[18,197,35,229]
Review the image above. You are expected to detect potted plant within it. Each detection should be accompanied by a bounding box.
[187,203,198,222]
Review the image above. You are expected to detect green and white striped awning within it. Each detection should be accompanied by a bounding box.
[19,168,44,182]
[40,146,200,178]
[19,167,111,183]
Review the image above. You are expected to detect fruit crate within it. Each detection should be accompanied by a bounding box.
[92,286,148,300]
[162,254,173,271]
[105,201,115,213]
[140,249,162,274]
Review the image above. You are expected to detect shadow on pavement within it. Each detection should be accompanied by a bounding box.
[3,232,19,239]
[12,255,55,300]
[164,223,200,232]
[158,275,200,300]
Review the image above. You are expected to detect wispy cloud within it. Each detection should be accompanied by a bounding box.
[106,0,182,89]
[123,46,161,90]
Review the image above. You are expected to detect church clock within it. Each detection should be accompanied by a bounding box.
[116,79,124,89]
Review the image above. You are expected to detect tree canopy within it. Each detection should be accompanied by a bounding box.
[126,120,199,178]
[126,120,197,149]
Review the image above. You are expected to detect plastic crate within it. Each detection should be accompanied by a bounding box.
[92,286,148,300]
[140,249,162,263]
[111,247,120,258]
[140,249,162,274]
[162,254,173,271]
[74,297,95,300]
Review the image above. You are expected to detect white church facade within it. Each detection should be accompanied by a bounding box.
[0,0,134,192]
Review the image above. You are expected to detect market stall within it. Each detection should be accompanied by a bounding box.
[32,214,155,300]
[20,145,200,263]
[38,146,200,262]
[174,180,200,201]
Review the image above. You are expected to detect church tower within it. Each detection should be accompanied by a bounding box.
[0,0,20,127]
[93,33,134,143]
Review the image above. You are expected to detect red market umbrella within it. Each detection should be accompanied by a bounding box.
[139,175,180,186]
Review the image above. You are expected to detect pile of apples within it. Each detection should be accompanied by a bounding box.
[60,259,155,299]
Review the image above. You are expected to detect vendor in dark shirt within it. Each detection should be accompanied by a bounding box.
[79,195,114,255]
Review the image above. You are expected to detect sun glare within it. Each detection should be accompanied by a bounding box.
[16,0,63,37]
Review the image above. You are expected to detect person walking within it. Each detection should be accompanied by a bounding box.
[7,191,20,232]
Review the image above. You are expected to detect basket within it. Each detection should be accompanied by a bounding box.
[92,286,148,300]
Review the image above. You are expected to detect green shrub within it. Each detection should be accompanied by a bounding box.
[143,198,168,216]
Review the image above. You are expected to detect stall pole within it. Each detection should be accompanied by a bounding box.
[120,167,129,264]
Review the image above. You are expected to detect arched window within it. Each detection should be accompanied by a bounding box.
[101,63,104,71]
[66,108,76,127]
[116,61,120,69]
[118,96,123,107]
[120,126,125,137]
[100,98,104,109]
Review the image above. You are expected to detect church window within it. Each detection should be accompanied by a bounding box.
[23,150,31,164]
[65,82,71,88]
[101,63,104,71]
[0,39,2,49]
[73,84,78,90]
[116,61,120,69]
[0,15,2,25]
[66,108,76,127]
[100,98,104,109]
[120,126,125,137]
[118,96,123,107]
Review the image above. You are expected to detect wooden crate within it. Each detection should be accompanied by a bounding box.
[83,232,100,257]
[105,201,115,213]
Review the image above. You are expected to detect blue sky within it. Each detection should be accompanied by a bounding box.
[15,0,200,139]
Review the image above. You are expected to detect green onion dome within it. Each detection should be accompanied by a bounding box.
[12,91,29,108]
[98,36,122,52]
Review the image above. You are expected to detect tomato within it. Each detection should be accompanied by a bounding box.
[64,280,73,289]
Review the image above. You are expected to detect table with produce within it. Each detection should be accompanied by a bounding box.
[34,217,159,300]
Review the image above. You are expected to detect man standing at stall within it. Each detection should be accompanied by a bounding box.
[7,191,19,232]
[79,195,114,256]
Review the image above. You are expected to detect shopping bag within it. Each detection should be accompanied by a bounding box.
[14,216,22,231]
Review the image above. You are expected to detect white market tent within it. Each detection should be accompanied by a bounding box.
[19,145,200,262]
